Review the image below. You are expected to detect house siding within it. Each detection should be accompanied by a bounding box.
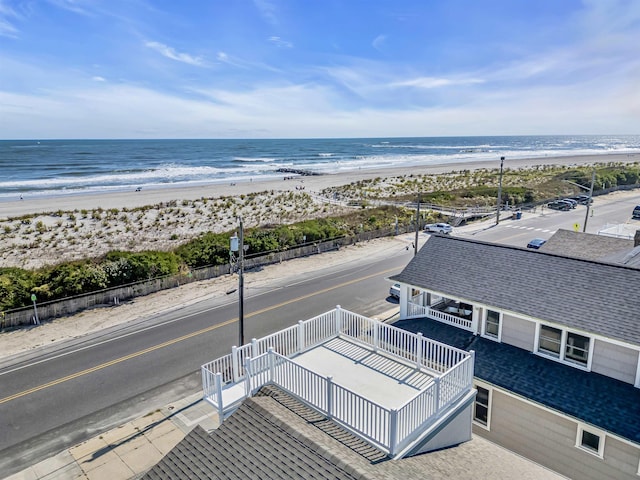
[591,339,638,385]
[499,314,535,351]
[473,389,640,480]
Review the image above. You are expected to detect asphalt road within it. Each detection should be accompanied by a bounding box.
[462,191,640,246]
[0,239,414,476]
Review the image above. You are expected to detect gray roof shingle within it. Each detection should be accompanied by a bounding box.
[541,228,636,264]
[390,235,640,346]
[145,386,564,479]
[144,394,364,480]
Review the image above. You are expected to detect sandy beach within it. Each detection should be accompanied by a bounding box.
[2,153,638,219]
[0,152,638,271]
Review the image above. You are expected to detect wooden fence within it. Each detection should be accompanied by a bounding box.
[1,226,412,330]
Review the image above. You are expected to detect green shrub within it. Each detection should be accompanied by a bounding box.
[0,268,37,310]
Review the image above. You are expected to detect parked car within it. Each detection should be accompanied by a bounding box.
[572,194,592,205]
[561,198,577,208]
[424,223,453,234]
[527,238,547,249]
[547,201,571,211]
[633,205,640,219]
[389,283,401,299]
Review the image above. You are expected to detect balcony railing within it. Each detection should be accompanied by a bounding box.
[201,306,474,457]
[407,301,474,331]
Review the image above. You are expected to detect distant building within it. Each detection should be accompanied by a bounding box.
[542,228,640,268]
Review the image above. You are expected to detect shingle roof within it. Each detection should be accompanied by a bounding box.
[143,393,365,480]
[394,317,640,444]
[390,235,640,346]
[145,386,564,479]
[541,229,636,264]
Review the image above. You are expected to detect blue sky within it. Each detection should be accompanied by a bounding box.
[1,0,639,139]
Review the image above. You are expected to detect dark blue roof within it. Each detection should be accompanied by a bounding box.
[394,317,640,444]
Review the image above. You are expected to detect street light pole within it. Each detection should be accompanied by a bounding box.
[238,216,244,346]
[414,193,420,256]
[563,170,596,232]
[230,217,245,346]
[496,156,505,225]
[583,170,596,233]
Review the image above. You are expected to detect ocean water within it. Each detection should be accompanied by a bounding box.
[1,135,639,201]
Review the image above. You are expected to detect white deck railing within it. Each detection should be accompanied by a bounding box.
[407,301,473,331]
[201,305,474,457]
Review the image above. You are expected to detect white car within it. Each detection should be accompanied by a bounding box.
[424,223,453,234]
[389,283,401,299]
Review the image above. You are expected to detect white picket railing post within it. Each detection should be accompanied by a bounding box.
[326,375,334,419]
[298,320,305,352]
[335,305,342,334]
[415,333,423,369]
[251,338,258,357]
[201,367,208,398]
[268,347,275,383]
[389,409,398,456]
[215,372,224,420]
[373,321,380,350]
[244,356,252,397]
[434,377,441,413]
[469,350,476,386]
[231,346,239,382]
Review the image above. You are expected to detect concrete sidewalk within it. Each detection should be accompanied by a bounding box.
[6,393,220,480]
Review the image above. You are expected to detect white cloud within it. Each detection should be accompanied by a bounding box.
[372,35,387,52]
[0,1,20,38]
[145,41,205,66]
[268,36,292,48]
[92,76,106,82]
[1,75,639,139]
[253,0,278,26]
[392,77,484,89]
[45,0,94,16]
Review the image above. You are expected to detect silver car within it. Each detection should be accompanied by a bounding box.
[424,223,453,234]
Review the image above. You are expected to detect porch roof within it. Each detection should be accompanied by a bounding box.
[394,317,640,445]
[390,235,640,346]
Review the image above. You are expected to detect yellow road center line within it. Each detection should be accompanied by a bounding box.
[0,267,398,405]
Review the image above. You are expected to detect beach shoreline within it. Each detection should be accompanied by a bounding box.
[1,152,639,270]
[1,152,638,220]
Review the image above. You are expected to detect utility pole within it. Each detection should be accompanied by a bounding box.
[496,156,505,224]
[230,217,245,346]
[583,170,596,232]
[414,194,420,256]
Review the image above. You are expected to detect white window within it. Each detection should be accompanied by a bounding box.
[576,425,605,457]
[565,332,590,364]
[539,325,562,356]
[537,324,591,368]
[484,309,501,339]
[473,385,491,429]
